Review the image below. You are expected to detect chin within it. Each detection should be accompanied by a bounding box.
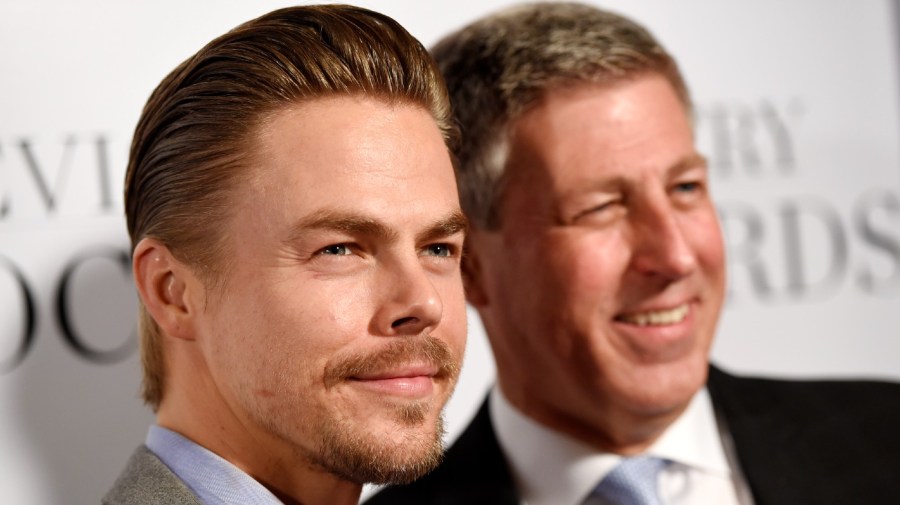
[314,409,446,485]
[621,358,709,416]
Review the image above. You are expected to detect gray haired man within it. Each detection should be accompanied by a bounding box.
[369,3,900,504]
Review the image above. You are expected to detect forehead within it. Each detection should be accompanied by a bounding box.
[516,76,689,143]
[491,76,696,224]
[506,76,693,183]
[236,95,459,229]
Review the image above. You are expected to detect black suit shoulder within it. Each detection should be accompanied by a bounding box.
[708,365,900,415]
[708,366,900,504]
[367,398,518,505]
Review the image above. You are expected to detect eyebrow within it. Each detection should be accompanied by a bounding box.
[285,209,468,245]
[417,210,468,243]
[669,153,708,176]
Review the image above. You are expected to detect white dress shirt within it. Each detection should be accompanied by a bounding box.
[490,387,755,505]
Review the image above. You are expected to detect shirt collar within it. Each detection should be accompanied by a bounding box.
[651,387,732,476]
[146,425,283,505]
[490,386,731,505]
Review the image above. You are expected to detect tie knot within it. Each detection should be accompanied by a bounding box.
[587,456,669,505]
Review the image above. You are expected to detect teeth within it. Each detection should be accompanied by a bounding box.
[619,304,689,326]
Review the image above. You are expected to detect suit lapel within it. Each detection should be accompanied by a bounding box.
[708,366,801,504]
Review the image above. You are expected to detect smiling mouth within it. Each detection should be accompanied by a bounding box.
[347,365,441,398]
[350,364,439,382]
[324,335,458,389]
[616,304,690,326]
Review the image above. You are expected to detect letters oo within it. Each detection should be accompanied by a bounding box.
[0,248,137,373]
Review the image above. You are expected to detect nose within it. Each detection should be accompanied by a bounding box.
[371,257,444,336]
[630,199,698,280]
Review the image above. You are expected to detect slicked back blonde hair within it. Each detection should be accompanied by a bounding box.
[126,4,454,410]
[431,2,690,228]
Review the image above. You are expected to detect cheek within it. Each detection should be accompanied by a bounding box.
[318,283,374,335]
[214,277,374,372]
[541,232,627,306]
[521,235,626,356]
[268,281,378,370]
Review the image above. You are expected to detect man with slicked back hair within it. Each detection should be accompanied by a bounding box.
[104,5,468,504]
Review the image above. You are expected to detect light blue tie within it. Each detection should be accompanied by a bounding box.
[584,456,669,505]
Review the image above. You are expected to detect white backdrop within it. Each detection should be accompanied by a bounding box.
[1,1,898,503]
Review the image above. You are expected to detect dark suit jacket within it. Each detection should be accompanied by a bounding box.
[103,445,201,505]
[367,366,900,505]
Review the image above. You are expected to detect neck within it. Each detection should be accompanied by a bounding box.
[157,344,362,505]
[497,377,686,456]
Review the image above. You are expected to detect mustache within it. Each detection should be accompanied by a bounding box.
[323,335,459,388]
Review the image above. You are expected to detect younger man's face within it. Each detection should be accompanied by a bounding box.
[195,96,467,483]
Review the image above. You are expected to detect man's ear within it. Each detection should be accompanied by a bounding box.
[132,238,200,341]
[462,234,489,308]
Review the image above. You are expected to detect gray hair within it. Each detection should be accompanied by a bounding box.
[432,2,690,228]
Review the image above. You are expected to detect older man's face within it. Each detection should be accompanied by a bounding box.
[468,74,726,449]
[195,96,467,483]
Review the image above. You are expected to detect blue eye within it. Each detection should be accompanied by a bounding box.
[320,244,352,256]
[426,244,453,257]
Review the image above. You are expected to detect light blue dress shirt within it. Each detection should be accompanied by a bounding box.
[146,425,283,505]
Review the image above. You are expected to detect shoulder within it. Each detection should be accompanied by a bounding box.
[708,366,900,501]
[102,446,201,505]
[708,364,900,419]
[708,366,900,462]
[366,397,519,505]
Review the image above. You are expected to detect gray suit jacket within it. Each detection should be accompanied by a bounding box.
[103,445,201,505]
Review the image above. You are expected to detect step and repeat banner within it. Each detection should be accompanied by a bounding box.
[2,1,899,503]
